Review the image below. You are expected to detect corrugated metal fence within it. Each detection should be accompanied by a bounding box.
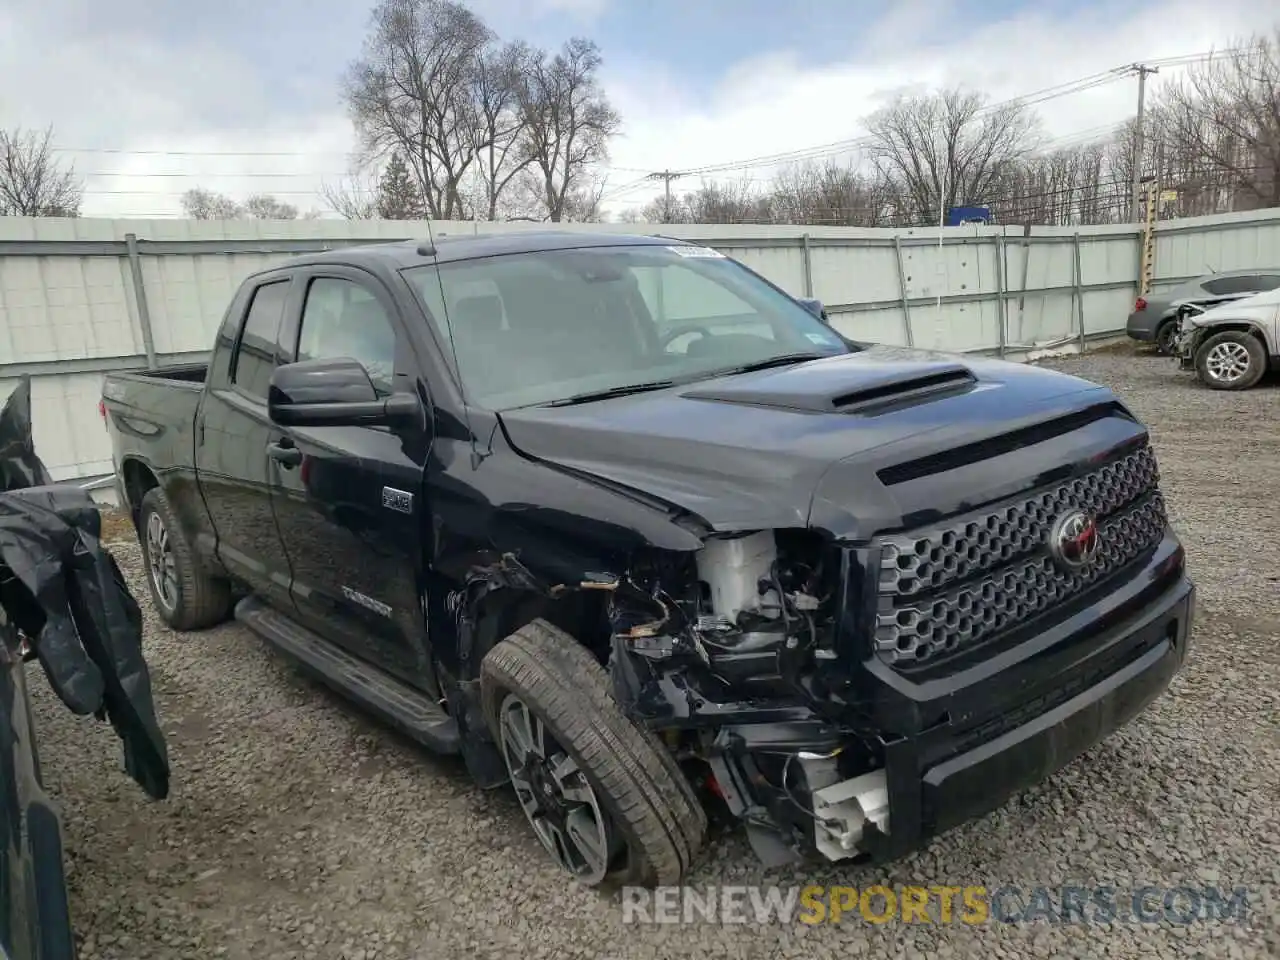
[3,208,1280,482]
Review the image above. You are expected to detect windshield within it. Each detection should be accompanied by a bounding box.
[402,244,851,410]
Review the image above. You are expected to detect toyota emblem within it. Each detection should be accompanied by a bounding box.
[1049,510,1101,571]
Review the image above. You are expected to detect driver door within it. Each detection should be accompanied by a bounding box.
[267,267,433,686]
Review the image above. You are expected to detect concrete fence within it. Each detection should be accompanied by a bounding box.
[3,208,1280,483]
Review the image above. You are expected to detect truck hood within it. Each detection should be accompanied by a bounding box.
[497,345,1127,539]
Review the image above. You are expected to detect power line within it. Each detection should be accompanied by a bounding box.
[636,47,1245,183]
[79,171,356,179]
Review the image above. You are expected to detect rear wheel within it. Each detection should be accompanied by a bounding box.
[480,620,706,887]
[1155,320,1178,356]
[1195,330,1266,391]
[138,487,233,630]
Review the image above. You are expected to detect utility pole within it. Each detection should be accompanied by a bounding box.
[647,170,684,223]
[1130,63,1159,223]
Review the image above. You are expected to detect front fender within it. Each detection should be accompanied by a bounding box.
[1192,317,1276,355]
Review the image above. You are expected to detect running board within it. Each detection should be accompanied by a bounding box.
[235,596,461,755]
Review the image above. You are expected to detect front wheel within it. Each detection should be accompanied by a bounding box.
[1195,330,1266,391]
[480,620,706,887]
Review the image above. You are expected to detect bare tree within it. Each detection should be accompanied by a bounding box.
[181,187,242,220]
[518,38,621,222]
[181,188,302,220]
[561,174,608,222]
[1158,33,1280,210]
[321,169,380,219]
[345,0,490,219]
[685,178,772,224]
[641,191,687,223]
[0,126,83,217]
[866,88,1040,224]
[471,40,533,220]
[243,194,300,219]
[769,161,892,226]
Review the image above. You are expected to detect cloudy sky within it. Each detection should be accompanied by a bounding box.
[0,0,1268,219]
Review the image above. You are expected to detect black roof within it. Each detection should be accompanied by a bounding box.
[290,230,681,271]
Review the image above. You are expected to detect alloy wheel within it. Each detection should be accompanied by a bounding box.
[497,692,617,883]
[145,510,179,612]
[1204,340,1252,384]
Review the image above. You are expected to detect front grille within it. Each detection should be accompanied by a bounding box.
[874,446,1166,666]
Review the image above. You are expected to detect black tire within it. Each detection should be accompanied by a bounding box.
[480,620,706,887]
[137,487,233,630]
[1155,319,1178,356]
[1194,330,1266,391]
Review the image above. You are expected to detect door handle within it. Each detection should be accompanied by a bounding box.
[267,440,302,468]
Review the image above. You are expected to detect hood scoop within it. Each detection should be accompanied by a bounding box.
[681,359,978,415]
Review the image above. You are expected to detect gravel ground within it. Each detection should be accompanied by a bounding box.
[28,349,1279,960]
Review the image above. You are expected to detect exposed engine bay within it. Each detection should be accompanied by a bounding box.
[608,529,891,866]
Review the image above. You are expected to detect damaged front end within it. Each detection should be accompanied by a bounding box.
[605,529,890,868]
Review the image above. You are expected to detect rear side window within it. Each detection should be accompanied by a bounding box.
[1253,275,1280,292]
[1202,275,1266,296]
[231,280,290,398]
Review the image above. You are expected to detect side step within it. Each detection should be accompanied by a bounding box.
[235,596,461,755]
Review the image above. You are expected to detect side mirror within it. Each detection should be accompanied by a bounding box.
[797,297,828,323]
[267,358,420,428]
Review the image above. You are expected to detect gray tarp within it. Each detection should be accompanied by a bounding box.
[0,377,168,799]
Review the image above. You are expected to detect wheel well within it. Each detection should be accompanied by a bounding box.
[1200,322,1266,345]
[472,587,612,671]
[121,458,159,523]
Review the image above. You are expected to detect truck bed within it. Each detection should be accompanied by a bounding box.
[101,365,208,481]
[115,362,209,385]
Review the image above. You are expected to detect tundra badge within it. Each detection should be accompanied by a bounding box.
[342,586,393,618]
[382,486,414,514]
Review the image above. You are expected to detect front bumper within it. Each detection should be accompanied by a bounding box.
[866,576,1192,859]
[1175,325,1202,369]
[845,541,1194,862]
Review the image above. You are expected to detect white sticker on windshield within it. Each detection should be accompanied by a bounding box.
[667,245,725,258]
[805,332,838,345]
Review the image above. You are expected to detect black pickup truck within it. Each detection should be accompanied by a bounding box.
[102,232,1195,886]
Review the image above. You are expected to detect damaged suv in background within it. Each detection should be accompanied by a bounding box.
[103,233,1195,886]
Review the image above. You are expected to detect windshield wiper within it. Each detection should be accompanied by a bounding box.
[701,352,829,378]
[543,379,678,407]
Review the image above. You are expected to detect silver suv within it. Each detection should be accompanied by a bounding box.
[1175,286,1280,390]
[1127,270,1280,355]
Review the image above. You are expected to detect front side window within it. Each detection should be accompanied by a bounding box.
[403,245,848,410]
[231,279,290,399]
[296,277,398,396]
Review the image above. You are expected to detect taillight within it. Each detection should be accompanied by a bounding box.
[98,399,107,423]
[1135,297,1148,311]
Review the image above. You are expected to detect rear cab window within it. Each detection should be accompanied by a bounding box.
[230,280,290,399]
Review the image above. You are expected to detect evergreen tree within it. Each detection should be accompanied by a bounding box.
[376,153,426,219]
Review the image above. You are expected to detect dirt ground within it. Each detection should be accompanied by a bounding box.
[29,348,1278,959]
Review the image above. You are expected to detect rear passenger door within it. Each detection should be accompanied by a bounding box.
[267,268,432,685]
[195,274,295,610]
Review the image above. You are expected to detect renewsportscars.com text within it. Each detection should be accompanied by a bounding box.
[621,884,1252,926]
